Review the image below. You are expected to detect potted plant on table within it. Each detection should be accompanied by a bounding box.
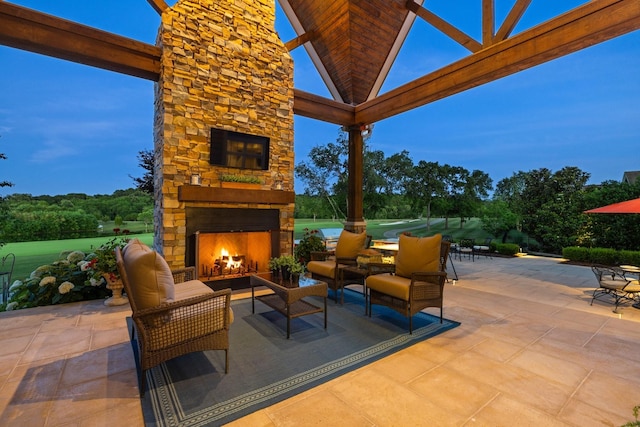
[268,254,304,287]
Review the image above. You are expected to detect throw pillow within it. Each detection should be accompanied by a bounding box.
[335,230,367,258]
[395,234,442,278]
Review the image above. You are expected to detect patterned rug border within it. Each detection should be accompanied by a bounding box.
[144,290,460,426]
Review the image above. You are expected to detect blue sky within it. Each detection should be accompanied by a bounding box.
[1,0,638,197]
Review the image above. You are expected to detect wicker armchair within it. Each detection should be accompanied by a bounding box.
[115,240,233,396]
[366,236,450,333]
[306,230,371,304]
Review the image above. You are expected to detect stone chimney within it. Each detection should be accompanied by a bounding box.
[153,0,295,269]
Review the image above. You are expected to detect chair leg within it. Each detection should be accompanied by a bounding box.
[140,368,147,397]
[225,349,229,374]
[448,254,458,281]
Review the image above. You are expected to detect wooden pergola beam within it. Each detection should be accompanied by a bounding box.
[292,89,355,125]
[482,0,495,46]
[407,0,481,53]
[356,0,640,125]
[146,0,169,15]
[1,0,638,129]
[284,30,315,51]
[0,2,161,81]
[495,0,532,42]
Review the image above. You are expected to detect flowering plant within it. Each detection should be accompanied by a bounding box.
[83,237,129,285]
[294,228,326,265]
[4,250,111,310]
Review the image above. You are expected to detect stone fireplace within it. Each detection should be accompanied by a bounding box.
[152,0,295,274]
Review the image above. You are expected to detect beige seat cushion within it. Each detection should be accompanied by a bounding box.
[307,260,337,278]
[175,279,214,300]
[599,279,627,290]
[395,234,442,278]
[335,230,367,259]
[122,238,175,310]
[366,273,411,300]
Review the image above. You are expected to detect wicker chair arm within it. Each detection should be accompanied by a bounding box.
[366,262,396,275]
[410,271,448,284]
[133,288,232,329]
[310,251,334,261]
[171,266,196,283]
[336,256,357,266]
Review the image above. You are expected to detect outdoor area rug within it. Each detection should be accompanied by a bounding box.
[139,288,460,426]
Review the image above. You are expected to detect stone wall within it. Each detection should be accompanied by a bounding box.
[153,0,295,268]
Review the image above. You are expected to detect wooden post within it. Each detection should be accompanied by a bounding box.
[344,125,366,233]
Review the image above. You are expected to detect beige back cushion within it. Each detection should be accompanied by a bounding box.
[122,239,175,310]
[395,234,442,278]
[335,230,367,258]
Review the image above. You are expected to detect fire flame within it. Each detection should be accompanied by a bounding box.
[220,248,242,269]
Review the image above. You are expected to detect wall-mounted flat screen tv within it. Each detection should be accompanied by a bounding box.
[210,128,269,170]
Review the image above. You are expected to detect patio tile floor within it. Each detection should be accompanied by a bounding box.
[0,255,638,426]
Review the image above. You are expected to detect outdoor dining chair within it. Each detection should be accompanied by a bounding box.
[457,239,475,261]
[590,266,640,311]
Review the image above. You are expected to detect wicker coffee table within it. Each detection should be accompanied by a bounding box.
[250,273,328,338]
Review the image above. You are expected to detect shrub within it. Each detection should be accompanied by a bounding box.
[562,246,590,263]
[588,247,618,265]
[619,250,640,267]
[495,243,519,256]
[562,246,640,266]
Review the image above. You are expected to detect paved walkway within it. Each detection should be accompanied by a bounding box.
[0,255,638,426]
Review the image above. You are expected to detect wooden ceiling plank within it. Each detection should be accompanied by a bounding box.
[279,0,345,102]
[407,0,482,53]
[0,2,160,80]
[146,0,168,15]
[495,0,532,42]
[367,0,422,101]
[356,0,640,124]
[483,0,495,46]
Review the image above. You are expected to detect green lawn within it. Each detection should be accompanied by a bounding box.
[294,217,493,241]
[2,234,154,282]
[3,218,494,283]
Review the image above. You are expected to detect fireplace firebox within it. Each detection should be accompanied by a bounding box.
[194,231,271,279]
[186,207,281,290]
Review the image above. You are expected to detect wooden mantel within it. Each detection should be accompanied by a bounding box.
[178,185,295,204]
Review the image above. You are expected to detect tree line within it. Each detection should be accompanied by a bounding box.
[295,129,640,253]
[295,130,492,226]
[0,190,154,242]
[2,135,638,253]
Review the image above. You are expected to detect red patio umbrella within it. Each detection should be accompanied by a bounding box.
[584,197,640,214]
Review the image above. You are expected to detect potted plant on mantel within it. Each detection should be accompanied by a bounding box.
[219,173,263,190]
